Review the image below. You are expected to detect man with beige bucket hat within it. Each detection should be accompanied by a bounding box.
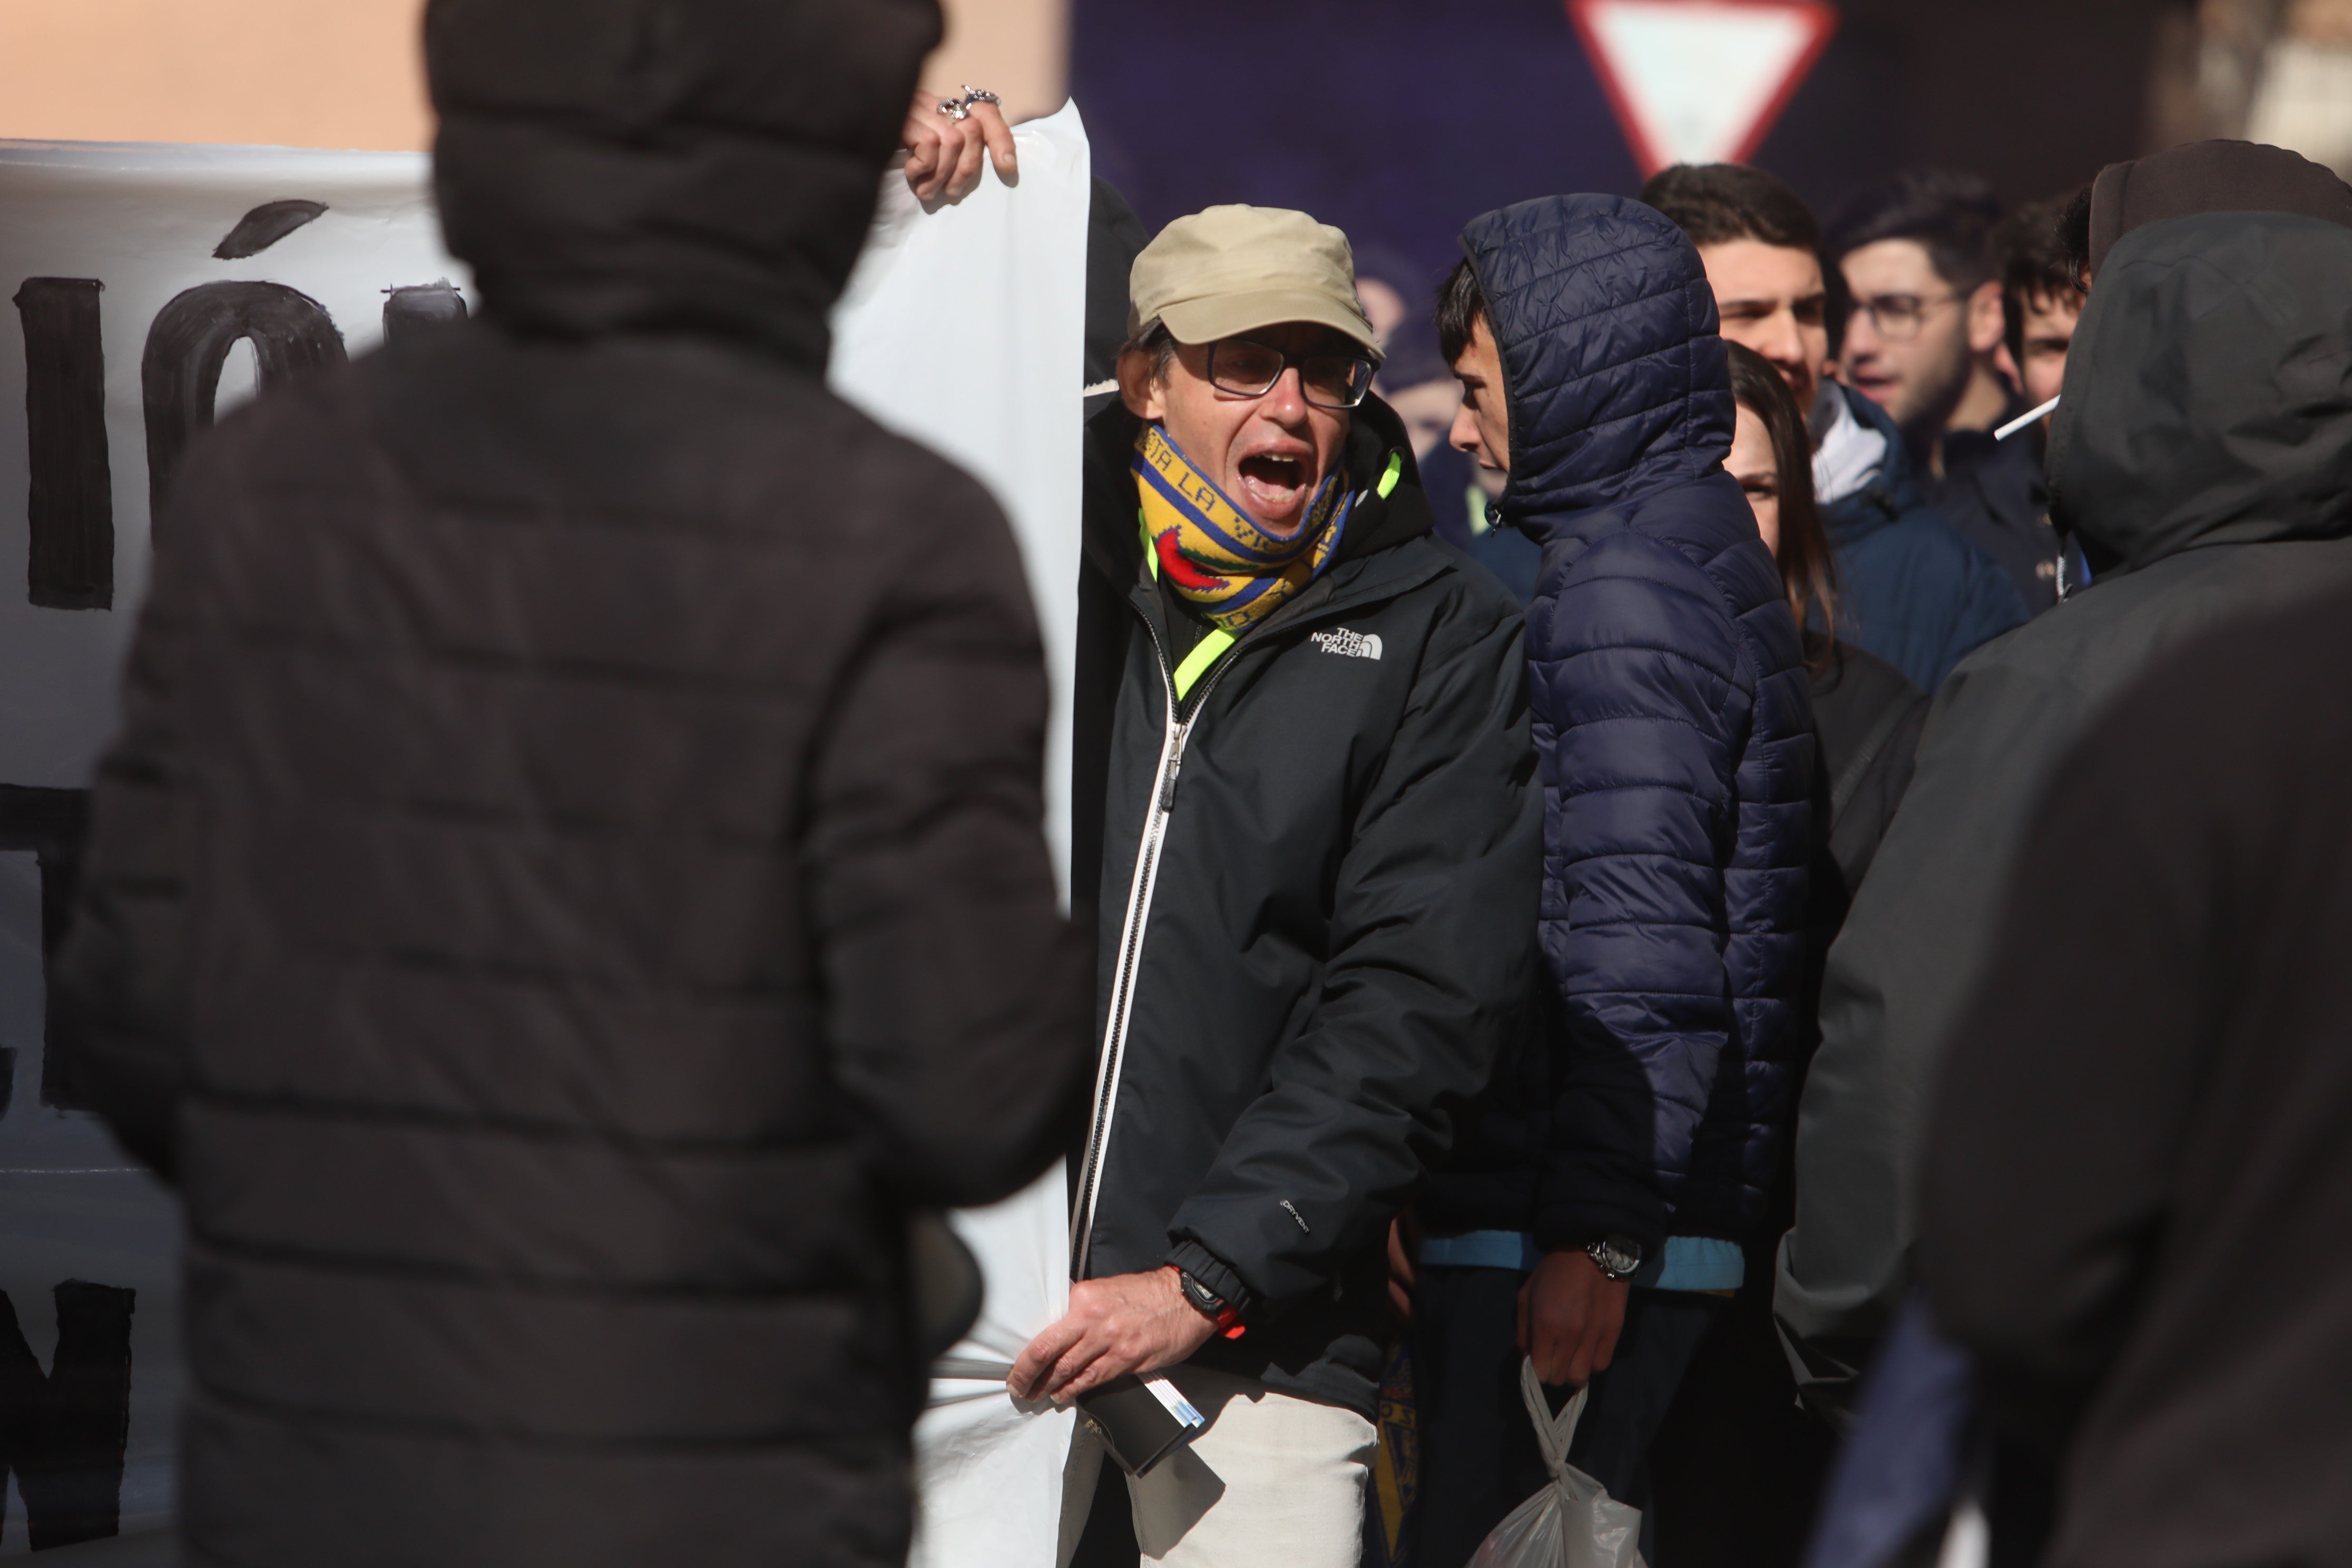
[1011,204,1541,1562]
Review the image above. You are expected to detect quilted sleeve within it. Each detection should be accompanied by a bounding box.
[802,457,1094,1211]
[1526,528,1745,1255]
[51,439,237,1182]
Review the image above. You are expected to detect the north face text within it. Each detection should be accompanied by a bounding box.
[1311,629,1383,661]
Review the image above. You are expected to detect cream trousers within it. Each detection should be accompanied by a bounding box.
[1056,1366,1378,1567]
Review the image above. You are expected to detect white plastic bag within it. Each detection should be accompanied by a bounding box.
[1466,1357,1648,1568]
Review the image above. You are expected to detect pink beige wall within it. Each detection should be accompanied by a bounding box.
[0,0,1065,151]
[927,0,1069,123]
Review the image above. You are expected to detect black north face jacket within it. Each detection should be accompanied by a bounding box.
[1070,398,1542,1416]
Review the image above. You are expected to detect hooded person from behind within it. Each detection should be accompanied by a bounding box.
[1776,158,2352,1428]
[2077,135,2352,280]
[1919,588,2352,1568]
[1411,195,1814,1564]
[53,1,1092,1564]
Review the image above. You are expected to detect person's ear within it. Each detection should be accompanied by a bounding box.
[1966,280,2007,358]
[1118,346,1168,422]
[1992,339,2022,396]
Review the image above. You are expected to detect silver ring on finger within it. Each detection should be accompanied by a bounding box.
[937,97,970,120]
[961,85,1001,106]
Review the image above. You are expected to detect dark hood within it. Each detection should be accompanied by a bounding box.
[426,0,939,370]
[2049,211,2352,574]
[1458,194,1732,538]
[2087,139,2352,278]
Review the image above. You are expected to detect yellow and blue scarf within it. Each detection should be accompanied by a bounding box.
[1134,424,1352,634]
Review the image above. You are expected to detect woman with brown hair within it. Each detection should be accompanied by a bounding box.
[1726,342,1929,898]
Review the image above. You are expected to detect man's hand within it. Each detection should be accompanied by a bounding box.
[1517,1248,1629,1387]
[899,88,1017,203]
[1009,1267,1218,1406]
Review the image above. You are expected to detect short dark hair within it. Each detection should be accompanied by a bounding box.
[1725,340,1837,667]
[1639,163,1823,254]
[1436,257,1488,366]
[1642,163,1844,349]
[2055,182,2093,288]
[1826,168,2005,291]
[1997,195,2088,367]
[1120,320,1180,383]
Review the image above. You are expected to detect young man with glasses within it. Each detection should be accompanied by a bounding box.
[1832,169,2060,615]
[1642,162,2028,694]
[1024,205,1540,1565]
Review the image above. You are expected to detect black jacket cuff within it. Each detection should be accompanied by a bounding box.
[1164,1240,1254,1317]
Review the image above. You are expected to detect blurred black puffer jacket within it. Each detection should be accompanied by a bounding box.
[56,2,1091,1564]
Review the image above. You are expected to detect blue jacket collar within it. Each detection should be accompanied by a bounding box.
[1818,383,1926,545]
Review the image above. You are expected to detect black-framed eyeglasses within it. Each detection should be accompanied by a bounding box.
[1850,290,1966,342]
[1206,338,1377,409]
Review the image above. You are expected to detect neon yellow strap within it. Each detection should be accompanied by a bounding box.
[1376,451,1404,499]
[1143,506,1237,697]
[1466,483,1492,537]
[1173,629,1236,700]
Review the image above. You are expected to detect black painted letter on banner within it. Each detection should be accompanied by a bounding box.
[383,280,468,345]
[212,199,327,260]
[15,279,114,611]
[0,785,93,1109]
[141,281,346,527]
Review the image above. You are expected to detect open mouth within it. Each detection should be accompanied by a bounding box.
[1237,452,1313,522]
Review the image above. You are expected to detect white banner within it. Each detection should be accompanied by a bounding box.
[830,103,1092,1568]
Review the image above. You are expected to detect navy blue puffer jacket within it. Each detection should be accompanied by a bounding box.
[1468,195,1814,1251]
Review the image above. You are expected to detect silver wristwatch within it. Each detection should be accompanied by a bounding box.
[1585,1234,1644,1282]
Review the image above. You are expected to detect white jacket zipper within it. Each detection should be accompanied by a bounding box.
[1069,624,1234,1279]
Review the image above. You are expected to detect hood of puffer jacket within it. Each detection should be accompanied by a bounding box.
[2050,211,2352,575]
[1458,194,1733,539]
[426,0,938,370]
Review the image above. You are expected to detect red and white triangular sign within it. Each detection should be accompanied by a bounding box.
[1568,0,1838,176]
